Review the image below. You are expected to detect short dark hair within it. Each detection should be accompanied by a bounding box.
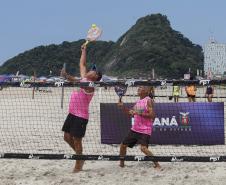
[96,71,102,81]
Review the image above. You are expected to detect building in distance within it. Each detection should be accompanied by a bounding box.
[204,37,226,79]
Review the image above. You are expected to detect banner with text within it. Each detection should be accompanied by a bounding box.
[100,102,224,145]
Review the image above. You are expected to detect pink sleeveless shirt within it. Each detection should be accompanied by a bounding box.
[68,78,94,120]
[131,96,153,136]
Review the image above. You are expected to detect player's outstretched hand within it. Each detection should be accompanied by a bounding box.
[129,110,136,116]
[81,43,87,50]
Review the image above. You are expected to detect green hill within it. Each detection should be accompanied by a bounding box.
[0,40,114,76]
[0,14,203,78]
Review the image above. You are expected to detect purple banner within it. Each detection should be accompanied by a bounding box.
[100,102,224,145]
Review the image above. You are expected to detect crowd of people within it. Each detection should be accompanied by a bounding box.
[172,82,214,103]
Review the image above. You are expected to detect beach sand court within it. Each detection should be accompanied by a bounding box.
[1,86,226,184]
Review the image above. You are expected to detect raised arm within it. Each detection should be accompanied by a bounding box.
[80,44,87,78]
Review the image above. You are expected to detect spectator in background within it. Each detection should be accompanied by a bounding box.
[185,77,197,102]
[172,84,181,102]
[205,85,214,102]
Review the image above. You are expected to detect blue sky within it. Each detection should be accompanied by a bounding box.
[0,0,226,65]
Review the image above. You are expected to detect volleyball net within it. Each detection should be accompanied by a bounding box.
[0,79,226,162]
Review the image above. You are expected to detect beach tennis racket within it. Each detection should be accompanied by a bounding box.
[114,85,127,103]
[83,24,102,47]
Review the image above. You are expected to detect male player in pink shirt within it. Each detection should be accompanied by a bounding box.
[61,44,102,172]
[118,86,161,169]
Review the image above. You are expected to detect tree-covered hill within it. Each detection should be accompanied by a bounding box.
[101,14,203,78]
[0,40,114,76]
[0,14,203,78]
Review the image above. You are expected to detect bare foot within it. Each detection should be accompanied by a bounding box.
[73,160,85,173]
[119,160,125,168]
[154,163,163,171]
[80,160,85,169]
[73,168,82,173]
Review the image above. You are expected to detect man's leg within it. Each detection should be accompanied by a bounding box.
[140,145,161,169]
[174,96,178,102]
[119,144,127,167]
[210,95,213,102]
[208,95,213,102]
[188,96,191,102]
[207,95,211,102]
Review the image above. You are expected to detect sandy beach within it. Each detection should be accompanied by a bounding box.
[1,159,226,185]
[0,85,226,185]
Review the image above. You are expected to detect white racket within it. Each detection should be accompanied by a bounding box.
[83,24,102,46]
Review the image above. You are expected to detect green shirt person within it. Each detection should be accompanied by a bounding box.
[172,85,181,102]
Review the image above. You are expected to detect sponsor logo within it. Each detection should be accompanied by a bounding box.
[179,112,190,125]
[159,80,172,89]
[97,155,110,161]
[28,154,40,159]
[160,80,167,89]
[153,112,191,132]
[171,157,184,162]
[63,154,73,159]
[210,157,220,162]
[134,156,145,161]
[20,81,31,88]
[125,80,136,87]
[160,80,167,86]
[89,82,95,87]
[199,80,210,86]
[153,116,178,127]
[55,81,64,87]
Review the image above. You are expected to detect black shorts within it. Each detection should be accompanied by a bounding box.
[62,113,88,138]
[187,94,195,98]
[122,130,150,148]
